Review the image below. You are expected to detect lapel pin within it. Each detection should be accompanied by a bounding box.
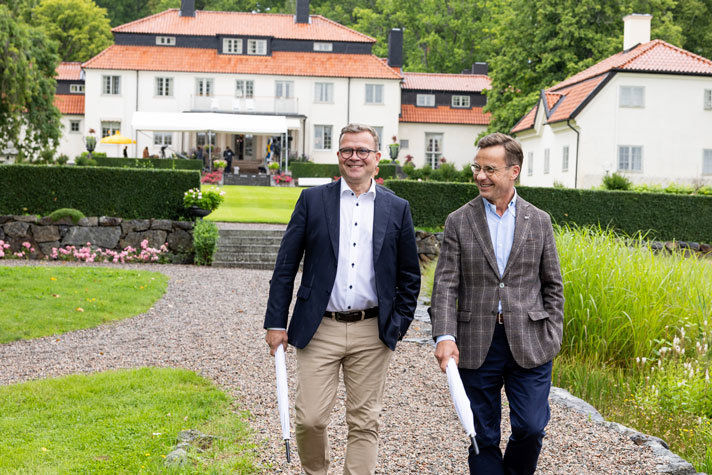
[524,215,530,220]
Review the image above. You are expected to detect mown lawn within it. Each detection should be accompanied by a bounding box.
[0,266,168,343]
[0,368,259,473]
[205,185,303,223]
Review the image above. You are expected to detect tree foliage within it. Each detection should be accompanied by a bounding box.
[32,0,113,62]
[0,3,61,157]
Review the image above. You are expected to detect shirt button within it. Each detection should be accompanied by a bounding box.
[354,222,358,226]
[356,203,359,206]
[499,283,505,288]
[349,285,352,289]
[353,243,356,247]
[352,263,355,267]
[347,306,351,309]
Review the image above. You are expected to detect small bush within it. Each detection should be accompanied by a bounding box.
[602,172,632,190]
[74,155,97,167]
[47,208,85,224]
[193,220,219,266]
[55,154,69,166]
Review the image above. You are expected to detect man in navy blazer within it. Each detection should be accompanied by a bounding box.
[264,124,420,474]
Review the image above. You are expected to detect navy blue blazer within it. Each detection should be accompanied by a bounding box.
[264,180,421,350]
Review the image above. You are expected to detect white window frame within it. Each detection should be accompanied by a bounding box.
[314,125,333,151]
[196,132,216,147]
[527,151,534,176]
[69,120,81,133]
[618,145,643,172]
[100,121,120,138]
[155,77,173,97]
[196,78,214,97]
[247,39,267,55]
[705,89,712,110]
[400,139,409,149]
[452,95,470,108]
[619,86,644,108]
[102,75,120,95]
[544,148,550,174]
[365,84,383,104]
[703,149,712,175]
[417,94,436,107]
[275,80,294,99]
[69,84,84,94]
[313,42,333,52]
[372,126,383,150]
[153,132,173,146]
[562,145,569,172]
[223,38,242,54]
[156,36,176,46]
[314,82,333,103]
[235,79,254,98]
[425,133,443,168]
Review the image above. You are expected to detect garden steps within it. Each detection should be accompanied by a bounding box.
[213,228,289,270]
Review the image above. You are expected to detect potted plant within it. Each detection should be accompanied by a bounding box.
[388,136,400,160]
[268,161,280,174]
[183,187,225,218]
[272,172,293,186]
[213,159,227,170]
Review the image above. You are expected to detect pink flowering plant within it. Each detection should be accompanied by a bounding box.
[0,240,170,263]
[183,187,225,211]
[201,170,223,184]
[272,173,293,185]
[0,240,34,259]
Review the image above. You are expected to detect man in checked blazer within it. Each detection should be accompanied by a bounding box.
[430,132,564,475]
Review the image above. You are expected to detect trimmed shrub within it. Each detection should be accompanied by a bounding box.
[602,172,632,190]
[384,180,712,243]
[0,164,200,220]
[289,162,397,179]
[92,157,203,170]
[47,208,85,224]
[193,219,219,265]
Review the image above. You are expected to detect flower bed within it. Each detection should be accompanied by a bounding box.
[1,239,169,263]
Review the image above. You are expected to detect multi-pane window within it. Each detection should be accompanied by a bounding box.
[452,95,470,108]
[314,125,332,150]
[313,42,333,52]
[196,132,216,147]
[425,133,443,168]
[705,89,712,110]
[618,145,643,171]
[562,145,569,172]
[400,139,409,149]
[235,80,254,98]
[102,75,120,95]
[70,84,84,94]
[196,78,213,96]
[223,38,242,54]
[153,132,172,145]
[619,86,644,107]
[156,36,176,45]
[314,82,333,103]
[416,94,435,107]
[247,39,267,55]
[155,77,173,97]
[703,149,712,174]
[100,121,120,138]
[365,84,383,104]
[527,151,534,176]
[544,149,550,174]
[69,120,80,133]
[275,80,293,98]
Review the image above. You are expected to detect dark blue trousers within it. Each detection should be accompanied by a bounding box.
[459,323,552,475]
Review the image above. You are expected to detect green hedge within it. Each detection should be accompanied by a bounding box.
[0,165,200,220]
[384,180,712,243]
[92,157,203,170]
[289,162,396,179]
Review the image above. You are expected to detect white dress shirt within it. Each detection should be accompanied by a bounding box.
[326,178,378,312]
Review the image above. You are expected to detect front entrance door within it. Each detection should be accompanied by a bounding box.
[234,135,245,160]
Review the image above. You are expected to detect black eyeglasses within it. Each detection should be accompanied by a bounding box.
[338,148,377,159]
[471,163,512,176]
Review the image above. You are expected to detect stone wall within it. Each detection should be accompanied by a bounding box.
[0,215,194,260]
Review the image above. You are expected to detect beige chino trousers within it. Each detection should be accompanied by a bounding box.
[295,316,393,475]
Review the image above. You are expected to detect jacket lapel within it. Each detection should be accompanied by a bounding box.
[502,198,532,280]
[466,196,500,278]
[372,185,391,263]
[323,181,341,260]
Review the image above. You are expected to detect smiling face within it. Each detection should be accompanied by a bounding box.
[473,144,520,210]
[337,131,380,193]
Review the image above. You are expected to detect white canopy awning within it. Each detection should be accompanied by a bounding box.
[132,111,288,135]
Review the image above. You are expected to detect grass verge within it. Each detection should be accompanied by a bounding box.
[205,185,303,223]
[0,367,259,473]
[0,265,168,343]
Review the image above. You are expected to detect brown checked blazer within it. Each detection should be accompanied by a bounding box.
[430,195,564,370]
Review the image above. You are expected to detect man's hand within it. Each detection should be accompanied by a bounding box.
[435,340,459,373]
[266,329,288,356]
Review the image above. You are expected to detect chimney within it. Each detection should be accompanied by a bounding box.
[388,28,403,68]
[180,0,195,17]
[462,62,488,75]
[295,0,310,24]
[623,14,652,50]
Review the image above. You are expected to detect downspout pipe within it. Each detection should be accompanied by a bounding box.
[567,119,580,189]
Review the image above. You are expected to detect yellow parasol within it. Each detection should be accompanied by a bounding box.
[100,131,136,144]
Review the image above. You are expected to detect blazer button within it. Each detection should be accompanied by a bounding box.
[499,283,505,288]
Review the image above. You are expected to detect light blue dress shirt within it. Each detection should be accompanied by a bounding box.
[436,190,518,344]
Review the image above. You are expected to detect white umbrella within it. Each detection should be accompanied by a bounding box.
[274,344,291,462]
[446,357,480,455]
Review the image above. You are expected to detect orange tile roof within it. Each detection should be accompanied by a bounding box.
[400,104,490,125]
[512,39,712,134]
[54,94,85,115]
[113,9,375,43]
[83,45,401,79]
[402,72,490,92]
[56,62,82,80]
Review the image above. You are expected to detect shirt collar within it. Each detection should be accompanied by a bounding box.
[340,177,377,197]
[483,188,517,217]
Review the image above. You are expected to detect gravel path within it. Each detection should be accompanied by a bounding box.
[0,260,688,474]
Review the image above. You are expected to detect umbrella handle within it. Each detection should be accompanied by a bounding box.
[470,435,480,456]
[285,440,291,463]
